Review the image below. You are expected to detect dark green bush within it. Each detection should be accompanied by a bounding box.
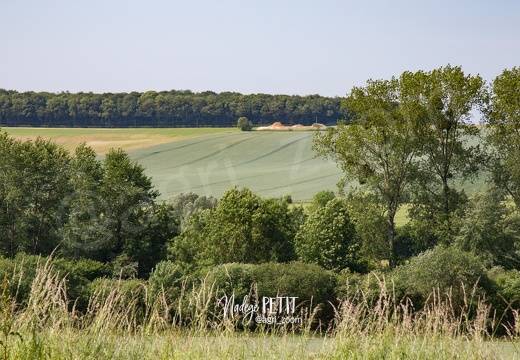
[250,261,338,323]
[53,257,111,311]
[148,260,186,302]
[0,254,42,305]
[391,245,487,310]
[204,263,254,300]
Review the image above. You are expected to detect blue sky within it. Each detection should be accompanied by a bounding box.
[1,0,519,97]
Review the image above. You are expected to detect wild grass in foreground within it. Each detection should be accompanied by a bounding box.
[1,260,520,359]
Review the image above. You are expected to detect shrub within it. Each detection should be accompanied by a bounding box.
[237,117,253,131]
[250,262,338,323]
[295,199,366,272]
[204,263,254,300]
[148,260,186,302]
[391,245,487,310]
[53,257,111,311]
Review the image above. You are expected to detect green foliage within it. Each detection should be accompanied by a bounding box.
[345,192,389,267]
[204,263,254,300]
[170,187,297,268]
[0,134,71,257]
[169,192,217,230]
[456,184,520,269]
[486,67,520,207]
[52,257,111,311]
[0,274,22,360]
[392,245,487,310]
[406,186,469,247]
[237,117,253,131]
[250,262,337,321]
[403,65,487,244]
[58,143,109,260]
[314,77,420,267]
[148,260,186,301]
[101,148,158,258]
[295,198,366,273]
[0,89,344,128]
[0,254,41,305]
[306,190,335,214]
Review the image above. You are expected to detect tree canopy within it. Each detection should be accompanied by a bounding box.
[0,89,344,128]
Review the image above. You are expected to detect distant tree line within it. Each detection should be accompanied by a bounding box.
[0,89,344,128]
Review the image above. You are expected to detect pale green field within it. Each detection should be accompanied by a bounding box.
[3,127,488,206]
[128,131,345,202]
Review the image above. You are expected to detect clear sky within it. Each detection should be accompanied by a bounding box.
[1,0,519,97]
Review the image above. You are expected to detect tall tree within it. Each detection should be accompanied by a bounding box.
[485,67,520,206]
[314,77,419,267]
[295,198,363,272]
[405,65,486,244]
[101,148,158,259]
[58,143,109,260]
[169,187,297,268]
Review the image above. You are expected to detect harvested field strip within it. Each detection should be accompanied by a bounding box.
[3,127,238,154]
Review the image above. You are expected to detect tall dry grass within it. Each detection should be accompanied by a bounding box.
[0,260,519,358]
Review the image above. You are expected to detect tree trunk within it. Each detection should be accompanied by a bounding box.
[388,212,396,268]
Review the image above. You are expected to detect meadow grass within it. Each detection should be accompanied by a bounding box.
[1,259,519,359]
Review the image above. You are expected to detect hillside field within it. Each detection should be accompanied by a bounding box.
[3,127,488,204]
[128,130,344,202]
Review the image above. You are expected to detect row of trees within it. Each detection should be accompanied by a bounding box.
[167,188,369,273]
[0,89,343,128]
[314,65,520,268]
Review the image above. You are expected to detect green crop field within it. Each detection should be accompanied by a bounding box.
[3,126,488,205]
[128,130,345,203]
[128,130,488,204]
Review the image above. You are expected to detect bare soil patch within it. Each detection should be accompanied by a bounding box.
[256,122,327,131]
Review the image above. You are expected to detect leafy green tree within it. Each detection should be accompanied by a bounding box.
[237,116,253,131]
[345,191,389,267]
[456,183,520,269]
[169,187,297,268]
[0,132,26,257]
[124,203,179,277]
[101,148,158,261]
[403,65,487,244]
[485,67,520,207]
[314,77,420,267]
[169,192,217,230]
[100,97,118,127]
[0,133,71,256]
[392,245,487,311]
[295,198,364,272]
[307,190,335,213]
[17,137,71,255]
[58,143,109,260]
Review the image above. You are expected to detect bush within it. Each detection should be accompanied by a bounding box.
[237,117,253,131]
[204,263,255,300]
[250,262,338,323]
[148,260,186,301]
[391,245,487,310]
[53,257,111,311]
[0,254,42,305]
[295,199,366,272]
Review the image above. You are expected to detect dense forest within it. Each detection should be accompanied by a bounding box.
[0,89,344,128]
